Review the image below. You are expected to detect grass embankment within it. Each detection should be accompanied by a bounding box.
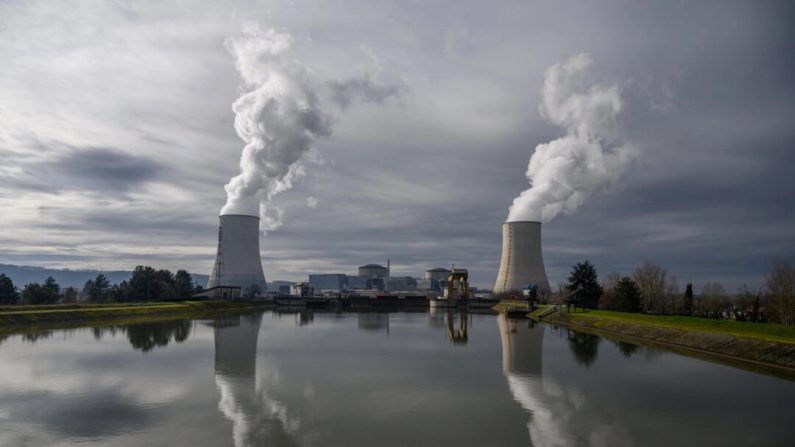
[542,308,795,373]
[492,299,532,313]
[0,300,275,331]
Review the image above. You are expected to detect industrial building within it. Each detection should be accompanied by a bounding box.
[207,214,268,296]
[425,267,451,281]
[493,221,550,294]
[424,267,451,291]
[386,276,417,291]
[202,216,473,297]
[358,263,388,279]
[308,274,347,292]
[346,276,368,289]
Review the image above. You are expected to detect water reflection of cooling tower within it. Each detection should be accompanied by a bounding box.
[214,314,300,447]
[357,313,389,332]
[498,315,543,374]
[498,316,631,447]
[215,315,261,377]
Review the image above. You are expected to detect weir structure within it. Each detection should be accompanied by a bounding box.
[207,214,268,294]
[493,221,550,294]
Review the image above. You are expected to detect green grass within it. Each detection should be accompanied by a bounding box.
[561,308,795,345]
[491,299,533,313]
[528,304,551,319]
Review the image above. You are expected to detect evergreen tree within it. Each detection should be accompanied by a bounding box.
[110,281,131,302]
[613,277,641,313]
[129,266,156,301]
[82,279,94,302]
[62,287,78,303]
[0,273,19,304]
[128,266,179,301]
[174,270,195,299]
[22,283,47,304]
[154,269,177,300]
[683,283,694,315]
[567,260,603,309]
[43,276,60,303]
[84,274,111,302]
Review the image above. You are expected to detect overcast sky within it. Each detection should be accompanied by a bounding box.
[1,0,793,291]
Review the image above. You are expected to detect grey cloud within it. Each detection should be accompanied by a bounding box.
[327,76,404,110]
[55,147,164,190]
[5,390,153,438]
[0,0,793,291]
[0,144,166,195]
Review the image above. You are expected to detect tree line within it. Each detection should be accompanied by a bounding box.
[558,259,795,326]
[0,266,202,305]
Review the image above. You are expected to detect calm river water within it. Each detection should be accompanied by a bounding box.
[0,310,793,446]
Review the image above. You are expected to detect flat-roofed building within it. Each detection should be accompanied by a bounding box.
[308,274,347,292]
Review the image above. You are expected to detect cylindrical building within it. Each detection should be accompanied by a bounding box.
[424,267,451,281]
[358,264,388,279]
[207,214,268,293]
[493,221,550,294]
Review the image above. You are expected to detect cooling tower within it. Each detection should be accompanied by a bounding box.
[493,221,550,294]
[207,214,268,292]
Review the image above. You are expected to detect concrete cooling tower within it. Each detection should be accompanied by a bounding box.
[207,214,268,292]
[493,221,550,294]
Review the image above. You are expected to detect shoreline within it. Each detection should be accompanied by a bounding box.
[0,300,276,335]
[539,309,795,380]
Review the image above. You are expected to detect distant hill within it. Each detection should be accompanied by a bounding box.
[0,264,210,289]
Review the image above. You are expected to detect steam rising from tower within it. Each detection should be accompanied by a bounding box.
[220,22,400,230]
[496,54,636,294]
[493,221,550,294]
[207,214,268,292]
[507,53,636,223]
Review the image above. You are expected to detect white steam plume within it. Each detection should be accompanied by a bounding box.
[220,22,400,230]
[507,54,637,223]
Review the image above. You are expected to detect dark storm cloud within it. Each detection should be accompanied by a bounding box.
[0,144,166,195]
[54,147,164,191]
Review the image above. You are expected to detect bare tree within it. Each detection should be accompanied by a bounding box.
[699,282,727,317]
[633,261,667,313]
[663,274,680,315]
[683,283,694,316]
[602,272,621,290]
[766,259,795,326]
[549,281,568,305]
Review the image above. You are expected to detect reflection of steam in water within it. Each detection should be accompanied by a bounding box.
[214,314,301,447]
[498,316,631,447]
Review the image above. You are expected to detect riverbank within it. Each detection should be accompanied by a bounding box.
[0,300,276,333]
[540,308,795,376]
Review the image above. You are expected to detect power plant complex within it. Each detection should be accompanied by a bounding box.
[205,213,550,298]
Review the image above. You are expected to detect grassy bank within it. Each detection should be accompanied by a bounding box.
[0,300,275,330]
[491,299,532,313]
[542,308,795,374]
